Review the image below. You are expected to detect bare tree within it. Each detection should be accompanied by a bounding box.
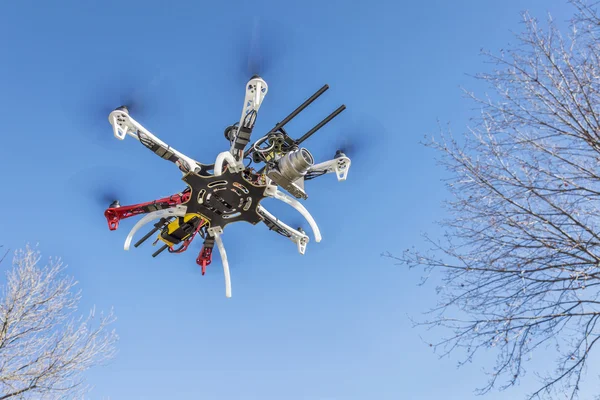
[384,1,600,399]
[0,245,117,399]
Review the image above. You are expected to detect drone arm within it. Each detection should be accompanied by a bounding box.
[208,227,231,298]
[257,205,309,254]
[123,205,188,251]
[109,110,204,175]
[110,112,139,140]
[229,76,268,161]
[265,182,322,243]
[307,155,351,181]
[104,190,190,231]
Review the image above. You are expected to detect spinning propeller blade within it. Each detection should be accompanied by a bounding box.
[70,68,175,149]
[246,17,266,78]
[324,113,386,167]
[235,16,291,82]
[65,165,138,214]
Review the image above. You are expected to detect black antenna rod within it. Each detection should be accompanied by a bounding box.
[254,104,346,175]
[295,104,346,145]
[244,84,329,158]
[270,84,329,133]
[134,218,169,248]
[152,244,169,257]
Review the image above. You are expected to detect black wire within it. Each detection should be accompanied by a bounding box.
[243,110,257,129]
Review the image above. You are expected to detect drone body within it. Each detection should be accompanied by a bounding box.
[104,75,351,297]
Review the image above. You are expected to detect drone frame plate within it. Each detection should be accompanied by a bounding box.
[180,167,268,230]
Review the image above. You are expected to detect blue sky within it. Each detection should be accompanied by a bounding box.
[0,0,586,399]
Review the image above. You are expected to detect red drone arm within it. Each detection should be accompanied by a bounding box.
[104,190,191,230]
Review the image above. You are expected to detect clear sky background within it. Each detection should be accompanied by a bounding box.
[0,0,589,399]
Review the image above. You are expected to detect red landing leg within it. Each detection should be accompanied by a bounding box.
[196,238,215,275]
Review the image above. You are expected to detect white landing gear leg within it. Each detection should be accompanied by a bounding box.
[208,226,231,298]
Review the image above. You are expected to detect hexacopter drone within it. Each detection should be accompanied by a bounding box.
[103,75,351,297]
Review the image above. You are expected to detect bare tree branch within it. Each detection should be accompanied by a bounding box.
[0,245,118,399]
[384,1,600,399]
